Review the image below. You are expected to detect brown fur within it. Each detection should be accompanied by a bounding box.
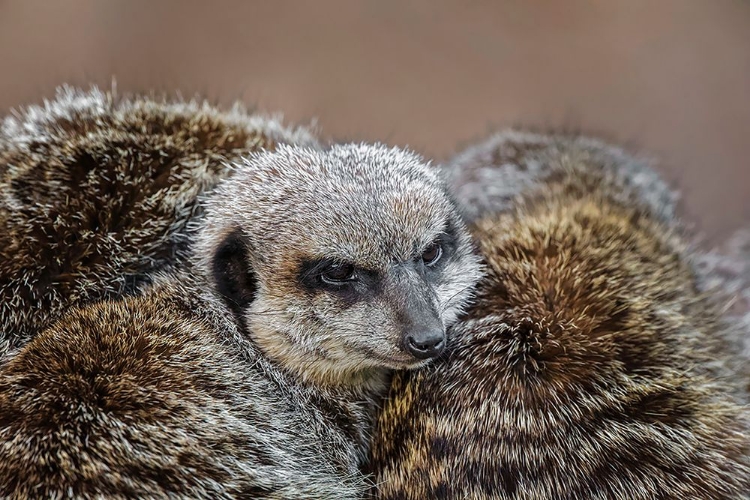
[0,86,317,359]
[370,132,750,499]
[0,275,368,499]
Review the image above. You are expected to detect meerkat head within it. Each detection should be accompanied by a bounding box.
[196,143,481,386]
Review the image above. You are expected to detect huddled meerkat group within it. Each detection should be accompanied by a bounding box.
[0,88,747,499]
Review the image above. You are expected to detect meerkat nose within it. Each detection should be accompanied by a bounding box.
[405,329,446,359]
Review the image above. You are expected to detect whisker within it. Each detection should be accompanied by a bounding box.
[438,283,479,314]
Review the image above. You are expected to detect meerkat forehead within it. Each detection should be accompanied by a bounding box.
[208,143,456,269]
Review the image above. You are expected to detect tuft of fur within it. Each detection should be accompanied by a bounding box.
[443,129,678,226]
[0,276,368,499]
[370,131,750,499]
[695,228,750,394]
[0,86,318,360]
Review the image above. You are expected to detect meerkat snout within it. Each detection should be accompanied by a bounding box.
[197,143,482,385]
[404,328,445,359]
[384,261,447,359]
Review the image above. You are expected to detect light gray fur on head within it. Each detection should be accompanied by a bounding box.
[197,143,482,384]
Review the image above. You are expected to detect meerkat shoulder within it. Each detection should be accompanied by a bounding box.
[0,276,367,499]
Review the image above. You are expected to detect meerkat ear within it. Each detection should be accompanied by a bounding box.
[211,229,258,321]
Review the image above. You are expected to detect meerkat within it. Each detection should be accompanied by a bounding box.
[370,131,750,499]
[0,276,365,499]
[0,85,318,361]
[0,141,482,498]
[446,130,750,398]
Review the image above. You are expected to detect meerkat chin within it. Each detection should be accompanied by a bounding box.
[196,143,483,388]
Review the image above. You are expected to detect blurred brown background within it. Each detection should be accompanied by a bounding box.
[1,0,748,242]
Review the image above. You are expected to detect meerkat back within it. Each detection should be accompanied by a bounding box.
[370,132,750,499]
[0,86,318,359]
[0,277,366,499]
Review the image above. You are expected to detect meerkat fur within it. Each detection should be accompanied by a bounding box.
[0,85,318,360]
[0,275,369,499]
[370,131,750,500]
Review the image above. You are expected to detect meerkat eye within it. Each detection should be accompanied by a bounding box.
[321,262,357,285]
[421,241,443,267]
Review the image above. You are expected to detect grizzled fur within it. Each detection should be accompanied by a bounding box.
[446,130,750,400]
[0,86,317,360]
[196,144,481,388]
[370,131,750,499]
[0,276,369,499]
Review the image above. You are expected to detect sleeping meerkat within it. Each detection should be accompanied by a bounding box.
[370,131,750,499]
[0,142,482,498]
[0,86,318,360]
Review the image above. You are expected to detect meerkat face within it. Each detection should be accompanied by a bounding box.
[198,144,481,384]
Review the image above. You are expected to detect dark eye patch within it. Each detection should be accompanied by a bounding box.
[321,262,356,284]
[298,258,377,296]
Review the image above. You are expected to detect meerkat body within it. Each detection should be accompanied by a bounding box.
[370,131,749,499]
[0,86,318,360]
[0,276,366,498]
[445,130,750,398]
[0,97,481,496]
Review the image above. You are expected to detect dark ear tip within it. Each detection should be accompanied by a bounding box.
[211,229,258,319]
